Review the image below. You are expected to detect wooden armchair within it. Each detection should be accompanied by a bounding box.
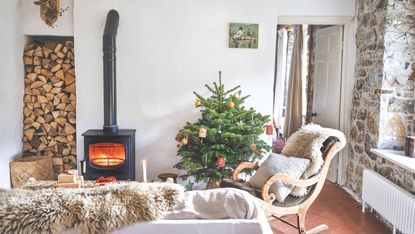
[220,140,342,234]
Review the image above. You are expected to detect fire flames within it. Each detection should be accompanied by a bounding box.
[89,143,126,167]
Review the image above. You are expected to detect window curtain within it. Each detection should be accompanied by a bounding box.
[283,25,303,137]
[273,28,288,133]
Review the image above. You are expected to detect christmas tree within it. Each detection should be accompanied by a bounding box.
[174,72,271,182]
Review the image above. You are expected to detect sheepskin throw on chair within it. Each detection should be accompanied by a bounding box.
[281,124,346,196]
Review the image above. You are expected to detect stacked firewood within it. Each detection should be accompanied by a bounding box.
[22,40,76,175]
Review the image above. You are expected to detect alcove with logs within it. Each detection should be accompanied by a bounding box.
[22,38,77,175]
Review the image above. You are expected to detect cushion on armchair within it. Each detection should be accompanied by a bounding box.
[248,153,310,203]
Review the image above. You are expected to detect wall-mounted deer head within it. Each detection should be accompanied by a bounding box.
[33,0,60,27]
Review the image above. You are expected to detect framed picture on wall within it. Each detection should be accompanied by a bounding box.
[229,23,258,49]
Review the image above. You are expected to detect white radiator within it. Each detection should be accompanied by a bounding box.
[362,169,415,234]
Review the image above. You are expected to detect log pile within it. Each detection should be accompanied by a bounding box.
[22,40,76,175]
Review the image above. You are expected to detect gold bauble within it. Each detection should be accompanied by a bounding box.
[181,138,188,145]
[195,99,202,107]
[249,144,257,151]
[227,101,235,109]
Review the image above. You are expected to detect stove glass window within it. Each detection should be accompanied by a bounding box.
[89,143,126,167]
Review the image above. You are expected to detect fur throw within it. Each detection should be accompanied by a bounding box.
[281,124,346,196]
[0,182,184,234]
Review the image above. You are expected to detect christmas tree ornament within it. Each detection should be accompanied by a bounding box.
[233,92,240,99]
[195,99,202,107]
[198,127,207,138]
[176,143,182,149]
[250,144,257,151]
[265,124,273,135]
[216,157,226,168]
[181,135,189,145]
[227,101,235,109]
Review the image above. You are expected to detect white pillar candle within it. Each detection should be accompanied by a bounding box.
[142,160,147,182]
[82,161,86,174]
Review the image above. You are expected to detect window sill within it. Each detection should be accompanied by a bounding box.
[370,149,415,173]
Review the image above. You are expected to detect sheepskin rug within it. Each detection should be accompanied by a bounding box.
[0,182,184,234]
[281,124,346,196]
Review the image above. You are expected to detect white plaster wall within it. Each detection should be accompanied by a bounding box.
[0,0,24,188]
[74,0,355,180]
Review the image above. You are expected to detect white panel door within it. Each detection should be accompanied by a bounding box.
[312,25,343,183]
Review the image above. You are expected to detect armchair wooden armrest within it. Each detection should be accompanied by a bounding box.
[261,173,320,204]
[232,162,260,181]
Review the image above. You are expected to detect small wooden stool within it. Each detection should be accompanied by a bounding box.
[158,173,178,183]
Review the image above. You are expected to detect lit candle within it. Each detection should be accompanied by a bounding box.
[82,161,86,174]
[142,160,147,182]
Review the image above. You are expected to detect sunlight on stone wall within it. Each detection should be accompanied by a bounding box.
[347,0,415,197]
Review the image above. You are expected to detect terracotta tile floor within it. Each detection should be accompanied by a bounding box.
[269,181,390,234]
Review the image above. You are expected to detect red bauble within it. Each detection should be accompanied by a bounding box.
[265,124,273,135]
[216,157,226,168]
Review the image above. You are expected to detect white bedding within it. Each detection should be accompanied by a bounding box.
[63,219,271,234]
[63,188,272,234]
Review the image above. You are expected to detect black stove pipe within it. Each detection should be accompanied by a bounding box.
[103,10,119,133]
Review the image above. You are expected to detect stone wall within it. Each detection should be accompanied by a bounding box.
[379,0,415,149]
[347,0,415,197]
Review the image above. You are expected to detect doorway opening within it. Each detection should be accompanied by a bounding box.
[274,24,342,135]
[273,17,354,185]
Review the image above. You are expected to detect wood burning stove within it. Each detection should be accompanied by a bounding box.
[82,130,135,180]
[81,10,136,180]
